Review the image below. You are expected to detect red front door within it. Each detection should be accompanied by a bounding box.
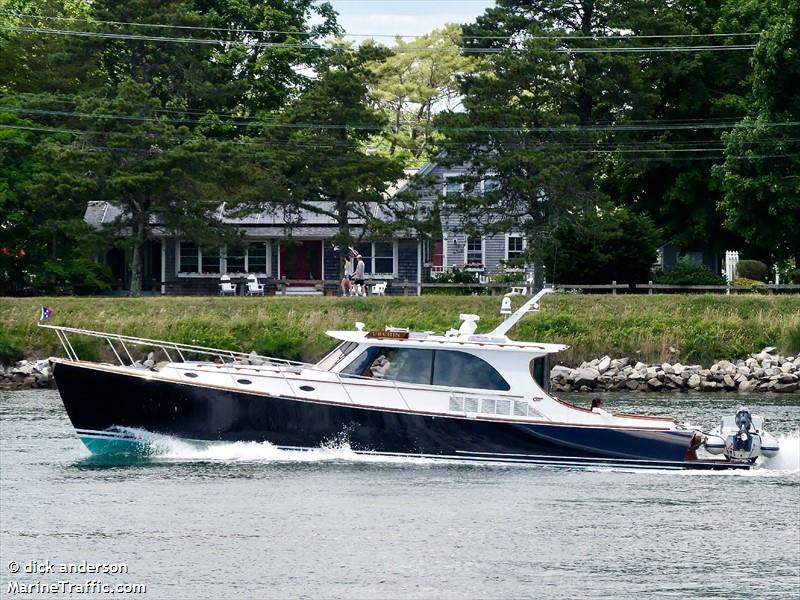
[279,240,322,283]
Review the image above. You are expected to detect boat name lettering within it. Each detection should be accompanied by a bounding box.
[366,329,410,340]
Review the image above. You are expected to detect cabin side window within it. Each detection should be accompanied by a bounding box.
[341,347,510,391]
[530,356,550,392]
[432,350,510,391]
[316,342,359,371]
[341,347,434,385]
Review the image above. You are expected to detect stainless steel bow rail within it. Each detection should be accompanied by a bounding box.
[37,323,307,368]
[36,323,420,410]
[37,324,529,415]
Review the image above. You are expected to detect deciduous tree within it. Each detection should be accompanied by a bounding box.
[715,1,800,265]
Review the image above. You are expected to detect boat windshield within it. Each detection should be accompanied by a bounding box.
[530,356,550,392]
[316,341,359,371]
[341,346,510,391]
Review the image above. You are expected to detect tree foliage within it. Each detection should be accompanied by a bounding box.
[601,0,782,257]
[366,24,476,164]
[716,1,800,265]
[241,43,406,252]
[654,260,726,285]
[0,2,110,293]
[541,207,661,285]
[435,0,659,283]
[0,0,342,295]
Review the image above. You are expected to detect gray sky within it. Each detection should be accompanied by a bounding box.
[329,0,495,40]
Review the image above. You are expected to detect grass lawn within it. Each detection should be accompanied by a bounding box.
[1,294,799,365]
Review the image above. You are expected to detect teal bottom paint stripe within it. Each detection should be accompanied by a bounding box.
[80,435,145,455]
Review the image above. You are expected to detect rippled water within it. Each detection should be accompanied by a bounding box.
[1,389,798,599]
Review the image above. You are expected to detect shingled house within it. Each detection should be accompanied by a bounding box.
[396,159,528,278]
[84,201,424,295]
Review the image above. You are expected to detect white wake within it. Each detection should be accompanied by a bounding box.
[111,427,799,474]
[119,428,434,465]
[758,430,800,473]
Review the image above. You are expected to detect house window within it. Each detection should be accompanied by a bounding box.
[482,179,500,193]
[247,242,268,273]
[507,234,525,261]
[201,248,221,274]
[179,243,199,273]
[444,178,464,196]
[178,242,221,274]
[225,242,268,274]
[226,245,247,273]
[465,236,483,266]
[355,242,395,275]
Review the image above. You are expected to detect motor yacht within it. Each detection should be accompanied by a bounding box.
[45,289,779,469]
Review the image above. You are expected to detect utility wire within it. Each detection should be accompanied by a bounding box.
[0,92,754,126]
[4,123,797,154]
[0,25,758,53]
[0,11,764,41]
[1,138,795,164]
[3,125,796,158]
[3,106,798,134]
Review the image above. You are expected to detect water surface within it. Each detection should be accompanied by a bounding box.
[1,390,798,599]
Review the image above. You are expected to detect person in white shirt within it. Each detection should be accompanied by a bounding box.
[341,256,353,296]
[591,397,611,416]
[352,254,366,296]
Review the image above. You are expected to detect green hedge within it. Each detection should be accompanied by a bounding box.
[1,294,798,366]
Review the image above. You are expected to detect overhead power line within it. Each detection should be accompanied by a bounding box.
[3,106,798,134]
[0,92,754,126]
[0,25,758,53]
[5,122,799,149]
[0,11,763,41]
[3,123,798,158]
[1,137,796,165]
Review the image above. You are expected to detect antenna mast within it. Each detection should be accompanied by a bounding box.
[489,288,554,337]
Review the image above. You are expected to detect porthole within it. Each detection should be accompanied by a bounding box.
[299,385,315,392]
[184,372,198,378]
[237,379,252,385]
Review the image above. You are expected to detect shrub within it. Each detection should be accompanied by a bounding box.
[0,332,23,363]
[731,277,767,293]
[654,261,726,285]
[783,324,800,355]
[493,270,526,285]
[541,207,661,284]
[423,269,481,295]
[789,269,800,284]
[736,259,769,281]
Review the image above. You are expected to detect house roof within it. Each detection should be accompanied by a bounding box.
[83,201,419,238]
[391,158,441,197]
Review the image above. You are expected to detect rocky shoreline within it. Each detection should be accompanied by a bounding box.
[2,347,799,393]
[551,347,800,394]
[1,359,53,390]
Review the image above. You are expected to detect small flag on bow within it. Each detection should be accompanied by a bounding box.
[40,306,53,321]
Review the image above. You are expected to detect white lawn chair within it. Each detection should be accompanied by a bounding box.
[370,281,387,296]
[245,274,264,296]
[219,274,236,296]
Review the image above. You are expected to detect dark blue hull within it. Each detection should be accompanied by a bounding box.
[52,362,745,470]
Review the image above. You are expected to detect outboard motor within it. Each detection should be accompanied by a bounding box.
[703,407,779,464]
[725,408,758,461]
